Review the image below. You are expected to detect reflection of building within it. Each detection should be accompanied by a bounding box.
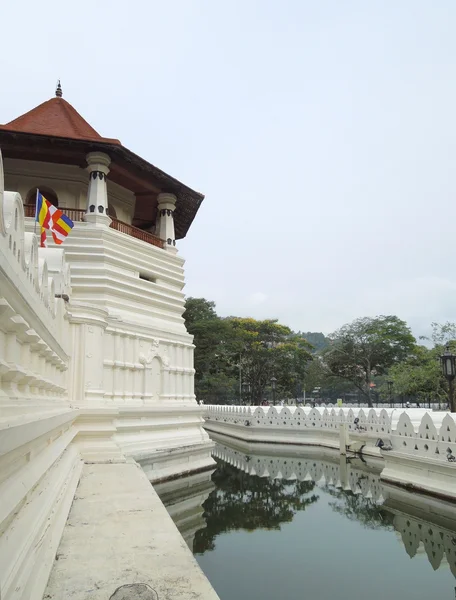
[155,471,215,550]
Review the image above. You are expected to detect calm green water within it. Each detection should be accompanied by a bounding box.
[156,441,456,600]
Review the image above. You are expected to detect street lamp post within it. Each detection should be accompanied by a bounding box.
[440,346,456,412]
[387,379,393,408]
[271,376,277,406]
[242,382,251,405]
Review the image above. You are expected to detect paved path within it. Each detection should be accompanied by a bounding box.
[45,461,220,600]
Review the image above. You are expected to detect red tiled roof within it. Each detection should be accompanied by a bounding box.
[0,97,121,145]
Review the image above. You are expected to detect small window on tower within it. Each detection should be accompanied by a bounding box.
[139,273,157,284]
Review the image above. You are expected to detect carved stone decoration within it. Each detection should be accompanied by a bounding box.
[91,170,107,181]
[138,338,162,366]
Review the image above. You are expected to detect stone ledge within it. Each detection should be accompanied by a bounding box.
[0,408,79,457]
[44,462,220,600]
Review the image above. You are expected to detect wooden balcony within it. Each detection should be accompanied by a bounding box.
[24,205,165,249]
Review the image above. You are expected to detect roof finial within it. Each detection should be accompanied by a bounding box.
[55,80,63,98]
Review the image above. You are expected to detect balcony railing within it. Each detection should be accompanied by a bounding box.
[24,205,165,249]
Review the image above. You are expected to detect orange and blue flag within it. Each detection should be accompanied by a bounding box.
[36,192,74,247]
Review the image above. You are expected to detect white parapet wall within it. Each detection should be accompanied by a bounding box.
[203,404,396,456]
[0,150,81,600]
[203,404,456,501]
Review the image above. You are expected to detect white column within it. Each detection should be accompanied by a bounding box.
[157,193,177,251]
[85,152,111,227]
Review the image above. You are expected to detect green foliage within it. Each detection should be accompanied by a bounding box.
[230,318,312,403]
[184,298,239,403]
[388,322,456,401]
[183,297,218,326]
[300,332,330,353]
[184,300,455,405]
[183,299,312,404]
[323,315,416,406]
[303,357,354,400]
[388,345,446,400]
[429,321,456,346]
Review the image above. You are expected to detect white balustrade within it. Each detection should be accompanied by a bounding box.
[204,404,456,467]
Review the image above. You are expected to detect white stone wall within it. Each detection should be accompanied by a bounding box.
[204,404,456,500]
[0,150,81,600]
[0,157,72,415]
[204,404,396,455]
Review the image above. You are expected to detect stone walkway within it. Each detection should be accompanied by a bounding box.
[45,461,220,600]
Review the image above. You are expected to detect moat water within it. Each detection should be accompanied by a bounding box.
[156,437,456,600]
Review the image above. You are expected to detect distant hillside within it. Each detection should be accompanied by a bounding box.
[301,332,329,353]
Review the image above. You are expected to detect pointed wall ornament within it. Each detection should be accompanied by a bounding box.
[55,80,63,98]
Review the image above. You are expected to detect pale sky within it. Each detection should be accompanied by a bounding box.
[1,1,456,337]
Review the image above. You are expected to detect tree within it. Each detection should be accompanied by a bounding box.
[427,321,456,346]
[388,322,456,405]
[303,357,355,402]
[323,484,394,530]
[183,297,218,326]
[323,316,415,407]
[229,318,312,404]
[184,298,239,403]
[388,345,446,402]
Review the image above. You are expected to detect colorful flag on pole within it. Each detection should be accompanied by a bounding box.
[36,191,74,247]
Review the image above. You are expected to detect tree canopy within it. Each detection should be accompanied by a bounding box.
[184,298,455,406]
[323,316,416,406]
[184,298,312,404]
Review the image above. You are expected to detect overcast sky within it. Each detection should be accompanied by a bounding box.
[1,1,456,337]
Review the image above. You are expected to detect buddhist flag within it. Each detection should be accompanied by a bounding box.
[35,191,74,247]
[40,227,47,248]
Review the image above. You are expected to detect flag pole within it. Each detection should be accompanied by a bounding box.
[34,188,39,236]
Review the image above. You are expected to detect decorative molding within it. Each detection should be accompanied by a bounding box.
[90,171,107,181]
[138,338,169,367]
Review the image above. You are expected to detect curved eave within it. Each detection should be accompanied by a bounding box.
[0,129,204,240]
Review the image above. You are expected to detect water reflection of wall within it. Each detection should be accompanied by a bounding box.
[154,470,215,550]
[157,436,456,578]
[212,438,456,576]
[392,512,456,575]
[212,440,385,503]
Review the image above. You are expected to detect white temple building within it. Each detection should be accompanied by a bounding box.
[0,84,216,600]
